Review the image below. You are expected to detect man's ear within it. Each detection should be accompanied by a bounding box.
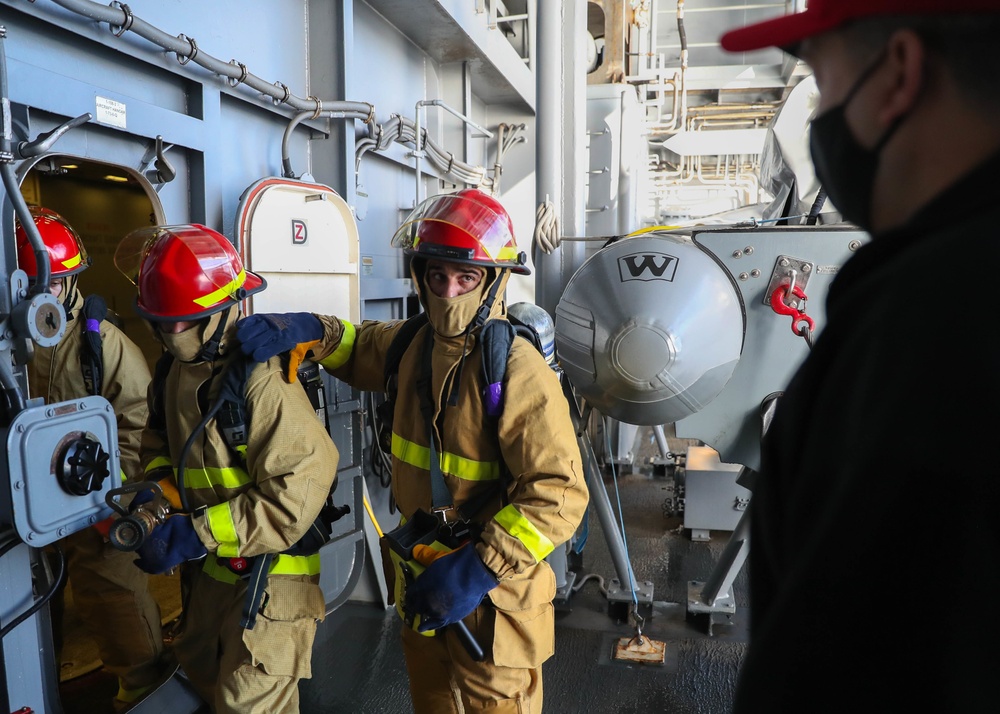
[878,29,927,128]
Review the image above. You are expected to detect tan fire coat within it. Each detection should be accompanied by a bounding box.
[30,302,149,481]
[140,319,339,696]
[29,298,168,694]
[311,305,589,668]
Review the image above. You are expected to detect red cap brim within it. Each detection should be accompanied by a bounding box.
[720,10,842,53]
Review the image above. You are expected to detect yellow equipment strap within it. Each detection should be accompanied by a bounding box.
[202,552,320,584]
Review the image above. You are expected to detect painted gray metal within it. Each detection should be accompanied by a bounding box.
[556,233,745,426]
[677,226,868,471]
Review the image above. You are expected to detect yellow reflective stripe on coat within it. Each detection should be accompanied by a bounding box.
[142,460,251,490]
[206,502,240,557]
[144,456,172,474]
[202,553,321,584]
[318,319,357,370]
[494,504,554,562]
[391,433,501,482]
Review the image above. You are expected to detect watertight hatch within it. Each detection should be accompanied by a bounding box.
[236,177,360,321]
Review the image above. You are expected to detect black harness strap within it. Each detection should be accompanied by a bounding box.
[416,329,453,515]
[239,552,274,630]
[79,294,107,396]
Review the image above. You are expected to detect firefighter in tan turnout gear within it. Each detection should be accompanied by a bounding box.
[113,223,340,713]
[237,188,590,713]
[16,207,173,712]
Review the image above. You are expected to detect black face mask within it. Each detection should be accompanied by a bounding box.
[809,50,904,231]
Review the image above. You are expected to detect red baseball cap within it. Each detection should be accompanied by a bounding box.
[721,0,1000,53]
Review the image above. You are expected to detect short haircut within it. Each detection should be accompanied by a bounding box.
[841,14,1000,114]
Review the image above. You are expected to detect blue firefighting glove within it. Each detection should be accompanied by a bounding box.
[236,313,324,381]
[404,542,499,632]
[134,515,207,575]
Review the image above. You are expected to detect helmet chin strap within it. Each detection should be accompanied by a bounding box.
[447,268,506,407]
[468,269,503,333]
[61,276,80,316]
[192,306,233,363]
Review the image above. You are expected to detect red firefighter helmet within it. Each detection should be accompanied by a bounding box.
[390,188,530,275]
[15,206,90,280]
[114,224,265,321]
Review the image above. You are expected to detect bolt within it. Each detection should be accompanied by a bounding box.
[849,240,862,251]
[13,481,22,490]
[731,250,742,259]
[801,263,812,273]
[750,269,761,278]
[743,246,754,255]
[26,532,34,541]
[779,258,790,267]
[16,424,24,433]
[738,272,749,281]
[57,528,66,537]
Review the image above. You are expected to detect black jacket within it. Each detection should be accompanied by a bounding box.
[734,151,1000,713]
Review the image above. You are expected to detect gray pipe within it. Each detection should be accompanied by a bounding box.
[0,27,50,295]
[564,383,640,597]
[534,0,563,316]
[49,0,374,117]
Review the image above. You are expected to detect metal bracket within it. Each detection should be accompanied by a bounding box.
[763,254,815,308]
[606,578,655,622]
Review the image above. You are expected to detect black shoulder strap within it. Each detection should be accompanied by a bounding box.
[479,319,516,418]
[148,350,175,435]
[215,355,252,457]
[80,294,108,396]
[383,312,429,392]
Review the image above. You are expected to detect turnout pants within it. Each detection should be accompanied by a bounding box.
[172,561,324,714]
[60,526,168,694]
[401,603,544,714]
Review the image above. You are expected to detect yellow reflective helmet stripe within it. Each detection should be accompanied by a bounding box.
[495,245,521,263]
[318,319,356,370]
[391,433,501,482]
[193,269,246,308]
[494,504,554,562]
[62,252,83,270]
[202,553,321,584]
[206,502,240,557]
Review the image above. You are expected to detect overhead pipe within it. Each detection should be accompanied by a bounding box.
[413,99,493,205]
